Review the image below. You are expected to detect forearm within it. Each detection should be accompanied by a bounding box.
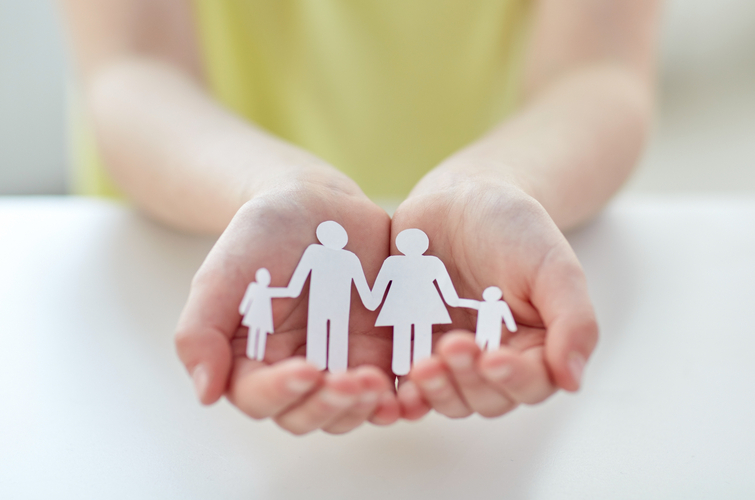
[412,63,653,231]
[86,58,357,234]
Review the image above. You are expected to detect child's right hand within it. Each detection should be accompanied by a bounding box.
[174,174,400,435]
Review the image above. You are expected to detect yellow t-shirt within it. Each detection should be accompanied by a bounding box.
[72,0,532,201]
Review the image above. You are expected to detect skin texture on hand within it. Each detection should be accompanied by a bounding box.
[391,179,598,420]
[174,181,402,434]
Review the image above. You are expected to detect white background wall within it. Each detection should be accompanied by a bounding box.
[0,0,754,195]
[0,0,67,194]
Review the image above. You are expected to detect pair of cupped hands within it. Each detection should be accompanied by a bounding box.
[174,168,598,435]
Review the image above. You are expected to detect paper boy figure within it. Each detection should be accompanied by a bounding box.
[239,268,290,361]
[459,286,518,350]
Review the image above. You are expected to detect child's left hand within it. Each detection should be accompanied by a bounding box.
[391,175,598,420]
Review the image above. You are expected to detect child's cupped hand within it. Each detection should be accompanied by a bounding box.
[392,176,598,420]
[174,169,598,433]
[174,176,401,435]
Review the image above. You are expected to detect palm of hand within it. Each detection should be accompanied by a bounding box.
[176,187,398,434]
[391,184,597,419]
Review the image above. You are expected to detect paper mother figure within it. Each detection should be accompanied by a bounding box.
[369,228,461,376]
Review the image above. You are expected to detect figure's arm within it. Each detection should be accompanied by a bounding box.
[285,248,313,298]
[457,299,481,310]
[435,259,460,307]
[499,302,518,333]
[350,254,377,311]
[267,287,293,299]
[368,262,392,311]
[60,0,363,234]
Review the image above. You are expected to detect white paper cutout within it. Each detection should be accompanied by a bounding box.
[240,222,516,375]
[239,268,290,361]
[285,221,374,373]
[459,286,518,351]
[369,229,460,376]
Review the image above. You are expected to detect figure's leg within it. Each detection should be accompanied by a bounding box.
[246,327,257,359]
[255,328,267,361]
[392,324,412,376]
[327,315,349,373]
[306,317,328,371]
[412,323,433,366]
[487,326,502,351]
[475,332,488,351]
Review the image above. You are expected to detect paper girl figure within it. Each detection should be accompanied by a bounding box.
[459,286,518,350]
[239,268,290,361]
[369,228,460,376]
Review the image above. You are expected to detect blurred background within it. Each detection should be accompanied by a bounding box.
[1,0,754,196]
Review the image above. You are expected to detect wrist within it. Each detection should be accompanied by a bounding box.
[240,157,368,208]
[407,158,535,206]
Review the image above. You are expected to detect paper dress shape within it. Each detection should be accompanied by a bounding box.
[239,221,517,374]
[369,229,460,375]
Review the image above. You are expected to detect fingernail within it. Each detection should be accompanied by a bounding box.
[421,376,446,391]
[568,352,586,387]
[287,377,314,394]
[484,362,513,381]
[320,390,354,408]
[447,353,473,370]
[192,364,209,399]
[360,391,378,405]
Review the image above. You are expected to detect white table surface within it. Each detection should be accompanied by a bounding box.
[1,196,754,499]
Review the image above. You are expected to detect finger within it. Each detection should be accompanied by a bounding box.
[274,372,361,435]
[409,357,473,419]
[226,357,322,418]
[435,332,516,418]
[174,202,306,404]
[397,379,431,421]
[532,242,599,391]
[174,253,262,404]
[479,346,556,404]
[323,366,391,434]
[175,323,233,404]
[369,391,401,426]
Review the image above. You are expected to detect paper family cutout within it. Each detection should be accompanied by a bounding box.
[239,221,517,375]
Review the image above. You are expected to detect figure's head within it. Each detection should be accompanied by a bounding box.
[255,267,271,286]
[395,228,429,256]
[316,220,348,249]
[482,286,503,302]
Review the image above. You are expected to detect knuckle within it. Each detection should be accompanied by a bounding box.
[173,328,197,363]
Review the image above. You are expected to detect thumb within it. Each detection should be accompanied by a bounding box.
[174,265,245,405]
[175,324,233,404]
[532,244,599,392]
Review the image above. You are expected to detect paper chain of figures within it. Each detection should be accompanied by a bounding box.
[239,221,517,376]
